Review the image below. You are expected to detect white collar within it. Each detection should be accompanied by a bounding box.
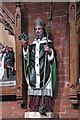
[32,37,51,44]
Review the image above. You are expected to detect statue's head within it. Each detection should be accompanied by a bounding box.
[34,17,46,39]
[34,16,45,29]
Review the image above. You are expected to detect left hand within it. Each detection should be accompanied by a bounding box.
[44,45,51,54]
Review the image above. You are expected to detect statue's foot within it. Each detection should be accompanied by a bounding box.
[38,103,47,116]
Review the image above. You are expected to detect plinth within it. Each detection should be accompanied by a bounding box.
[24,112,53,118]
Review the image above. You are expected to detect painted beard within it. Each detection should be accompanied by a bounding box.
[36,32,44,40]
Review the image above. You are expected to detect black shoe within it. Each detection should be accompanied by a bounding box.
[38,103,47,116]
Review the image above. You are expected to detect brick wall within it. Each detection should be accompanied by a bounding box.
[1,2,79,119]
[1,97,25,118]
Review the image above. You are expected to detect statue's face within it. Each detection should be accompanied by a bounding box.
[35,25,43,39]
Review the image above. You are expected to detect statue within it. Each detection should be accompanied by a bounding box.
[4,46,15,78]
[0,42,16,80]
[19,17,56,116]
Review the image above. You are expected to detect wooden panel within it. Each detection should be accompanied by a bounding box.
[0,4,16,97]
[76,9,80,33]
[0,86,16,96]
[15,3,22,99]
[69,3,79,86]
[76,8,80,95]
[69,3,80,104]
[69,2,79,104]
[77,84,80,94]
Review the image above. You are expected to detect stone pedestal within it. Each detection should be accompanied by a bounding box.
[24,112,53,118]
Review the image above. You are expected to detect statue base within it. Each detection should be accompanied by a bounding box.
[24,112,53,118]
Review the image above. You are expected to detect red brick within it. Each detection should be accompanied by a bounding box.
[60,63,69,70]
[63,57,69,64]
[52,17,60,23]
[59,113,69,118]
[61,75,69,81]
[43,6,50,12]
[61,94,69,100]
[58,68,66,75]
[28,8,43,15]
[53,10,67,17]
[59,106,66,112]
[66,107,79,113]
[53,100,60,112]
[56,75,63,81]
[54,112,59,118]
[9,2,16,6]
[63,46,69,57]
[58,81,64,88]
[69,113,79,118]
[61,16,67,23]
[28,2,48,9]
[60,63,69,76]
[3,2,11,8]
[60,100,70,107]
[30,13,47,22]
[3,2,16,17]
[2,101,25,118]
[62,84,69,93]
[54,2,68,11]
[53,38,61,47]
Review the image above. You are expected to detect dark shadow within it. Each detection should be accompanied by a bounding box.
[20,4,28,109]
[72,94,80,109]
[0,95,16,101]
[21,4,28,34]
[77,1,80,11]
[48,33,59,118]
[79,44,80,78]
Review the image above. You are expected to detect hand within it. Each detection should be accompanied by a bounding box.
[11,67,14,71]
[44,45,51,54]
[21,39,28,48]
[1,48,6,53]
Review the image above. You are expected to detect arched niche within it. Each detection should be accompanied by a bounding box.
[0,2,28,101]
[0,3,17,96]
